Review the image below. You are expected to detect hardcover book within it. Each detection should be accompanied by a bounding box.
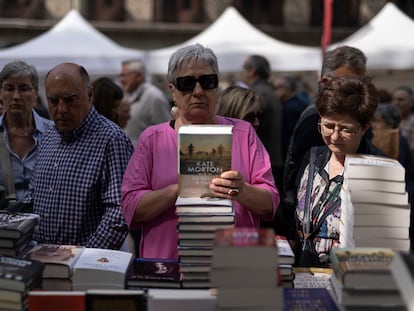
[390,251,414,311]
[212,227,277,268]
[329,247,397,290]
[28,291,86,311]
[85,289,146,311]
[275,235,295,265]
[127,258,182,288]
[26,244,85,279]
[0,255,44,292]
[178,124,233,198]
[72,248,133,290]
[0,211,39,239]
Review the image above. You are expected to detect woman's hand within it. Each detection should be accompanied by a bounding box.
[210,170,245,200]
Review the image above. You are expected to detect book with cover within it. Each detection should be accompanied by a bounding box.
[85,289,146,311]
[127,258,181,289]
[283,287,340,311]
[0,255,44,292]
[292,267,333,289]
[275,235,295,265]
[0,211,39,239]
[26,244,85,279]
[330,273,404,307]
[212,227,277,268]
[390,251,414,311]
[330,247,397,290]
[72,248,133,290]
[28,291,86,311]
[178,124,233,198]
[344,154,405,181]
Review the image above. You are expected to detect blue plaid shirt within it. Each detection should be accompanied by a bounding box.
[26,107,133,249]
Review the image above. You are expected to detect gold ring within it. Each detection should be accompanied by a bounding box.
[227,188,239,196]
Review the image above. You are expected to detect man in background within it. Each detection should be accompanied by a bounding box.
[242,55,283,190]
[27,63,133,249]
[119,59,172,147]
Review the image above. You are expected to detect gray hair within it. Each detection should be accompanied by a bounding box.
[376,103,401,129]
[321,46,367,78]
[167,43,219,84]
[0,60,39,91]
[122,59,146,76]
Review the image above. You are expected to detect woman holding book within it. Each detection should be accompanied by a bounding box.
[121,44,279,259]
[291,76,385,267]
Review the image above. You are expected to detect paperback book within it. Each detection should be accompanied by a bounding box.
[329,247,397,290]
[178,124,233,198]
[390,251,414,311]
[0,211,39,239]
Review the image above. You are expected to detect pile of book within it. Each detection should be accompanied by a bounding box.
[391,251,414,311]
[0,255,44,310]
[340,154,410,251]
[0,211,39,257]
[126,257,182,289]
[26,244,85,290]
[329,247,405,310]
[210,227,283,310]
[275,235,295,288]
[176,124,235,288]
[176,197,235,288]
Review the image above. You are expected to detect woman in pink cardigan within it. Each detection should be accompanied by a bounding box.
[121,44,280,259]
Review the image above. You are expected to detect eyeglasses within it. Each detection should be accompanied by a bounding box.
[175,74,218,92]
[1,84,33,96]
[318,121,361,139]
[47,93,79,107]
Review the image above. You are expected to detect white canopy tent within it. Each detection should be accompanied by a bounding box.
[0,10,145,76]
[329,2,414,70]
[147,6,322,74]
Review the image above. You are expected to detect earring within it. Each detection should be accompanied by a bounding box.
[171,106,179,119]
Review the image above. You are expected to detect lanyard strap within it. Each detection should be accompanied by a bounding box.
[302,147,317,235]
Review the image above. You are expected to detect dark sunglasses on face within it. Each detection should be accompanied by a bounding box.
[175,74,218,92]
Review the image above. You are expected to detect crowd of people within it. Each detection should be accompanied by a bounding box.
[0,42,413,266]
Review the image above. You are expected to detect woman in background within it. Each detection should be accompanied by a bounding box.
[92,77,131,128]
[217,85,261,131]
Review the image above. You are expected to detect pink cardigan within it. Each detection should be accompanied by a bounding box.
[121,116,279,259]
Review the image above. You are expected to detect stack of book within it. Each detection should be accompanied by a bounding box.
[0,255,44,310]
[176,197,235,288]
[275,235,295,288]
[0,211,40,257]
[126,257,182,289]
[26,244,85,290]
[72,248,133,290]
[390,251,414,311]
[329,247,405,310]
[340,154,410,251]
[210,227,283,311]
[176,124,235,288]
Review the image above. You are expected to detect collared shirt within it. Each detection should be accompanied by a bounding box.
[121,116,279,259]
[27,107,134,249]
[0,110,53,201]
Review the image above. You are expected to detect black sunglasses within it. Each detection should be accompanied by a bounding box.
[175,74,218,92]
